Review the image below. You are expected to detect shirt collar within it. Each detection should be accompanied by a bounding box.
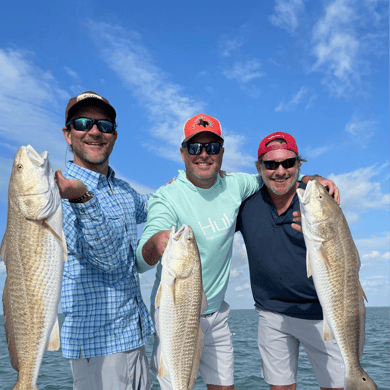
[66,161,116,190]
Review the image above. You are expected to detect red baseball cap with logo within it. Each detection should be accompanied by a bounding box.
[257,132,298,158]
[65,91,116,124]
[182,114,224,144]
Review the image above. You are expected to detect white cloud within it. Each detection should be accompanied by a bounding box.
[305,145,332,158]
[361,275,389,293]
[310,0,387,98]
[0,48,69,174]
[275,86,316,112]
[269,0,305,33]
[64,66,78,79]
[218,35,246,57]
[234,283,251,292]
[86,20,256,171]
[355,231,390,251]
[345,114,377,147]
[0,261,5,273]
[223,59,265,84]
[328,164,390,219]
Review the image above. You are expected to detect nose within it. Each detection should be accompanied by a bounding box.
[88,123,101,135]
[274,163,287,176]
[199,147,209,157]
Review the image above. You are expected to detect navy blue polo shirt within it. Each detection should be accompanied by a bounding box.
[236,182,322,320]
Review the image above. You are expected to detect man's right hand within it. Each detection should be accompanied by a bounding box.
[142,230,171,266]
[55,170,88,200]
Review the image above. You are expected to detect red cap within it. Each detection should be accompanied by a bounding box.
[257,132,298,158]
[182,114,223,143]
[65,91,116,124]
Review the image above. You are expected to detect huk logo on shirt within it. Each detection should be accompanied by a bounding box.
[198,212,237,236]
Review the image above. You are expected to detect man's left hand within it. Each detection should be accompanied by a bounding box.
[291,210,302,233]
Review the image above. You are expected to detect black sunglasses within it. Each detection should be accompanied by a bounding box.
[182,141,223,155]
[261,157,298,170]
[66,118,117,134]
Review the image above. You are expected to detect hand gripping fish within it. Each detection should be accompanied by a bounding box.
[155,225,208,390]
[297,180,377,390]
[0,145,67,390]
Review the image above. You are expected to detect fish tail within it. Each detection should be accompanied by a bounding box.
[345,368,377,390]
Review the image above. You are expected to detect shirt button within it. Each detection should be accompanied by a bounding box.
[80,209,85,213]
[94,237,98,241]
[108,192,111,196]
[92,204,96,208]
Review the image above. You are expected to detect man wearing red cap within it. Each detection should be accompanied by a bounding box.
[236,132,344,390]
[55,92,154,389]
[136,116,338,390]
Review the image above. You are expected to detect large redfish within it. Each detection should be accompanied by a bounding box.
[155,225,208,390]
[0,145,66,390]
[297,180,377,390]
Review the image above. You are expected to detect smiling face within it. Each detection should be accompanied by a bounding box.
[62,105,117,175]
[258,140,301,197]
[180,132,224,189]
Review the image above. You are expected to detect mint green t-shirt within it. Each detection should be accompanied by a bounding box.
[136,170,261,314]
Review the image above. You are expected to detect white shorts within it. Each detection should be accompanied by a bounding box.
[151,300,234,388]
[70,346,151,390]
[257,309,345,388]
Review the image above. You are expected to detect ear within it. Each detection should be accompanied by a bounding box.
[180,147,185,162]
[62,126,72,146]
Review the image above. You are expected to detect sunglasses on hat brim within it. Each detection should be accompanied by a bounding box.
[261,157,298,170]
[66,118,117,134]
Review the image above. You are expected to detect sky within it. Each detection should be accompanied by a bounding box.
[0,0,389,311]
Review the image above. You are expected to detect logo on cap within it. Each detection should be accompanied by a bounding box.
[198,118,210,128]
[77,93,104,102]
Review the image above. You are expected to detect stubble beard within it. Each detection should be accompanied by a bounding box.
[261,166,300,196]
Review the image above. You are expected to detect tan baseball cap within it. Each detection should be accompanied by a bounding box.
[65,91,116,124]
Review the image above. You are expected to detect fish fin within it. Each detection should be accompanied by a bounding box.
[158,354,170,378]
[322,319,334,341]
[61,230,68,263]
[43,220,62,242]
[360,280,368,303]
[306,252,312,278]
[3,278,20,371]
[189,326,204,389]
[317,245,331,270]
[168,280,176,306]
[200,289,208,315]
[358,283,366,359]
[0,231,6,264]
[46,317,60,351]
[155,283,162,308]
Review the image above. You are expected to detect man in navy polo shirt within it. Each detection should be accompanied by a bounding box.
[236,132,344,390]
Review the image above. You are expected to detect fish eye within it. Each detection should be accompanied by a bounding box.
[17,164,23,170]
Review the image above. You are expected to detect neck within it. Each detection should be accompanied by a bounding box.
[72,159,109,177]
[267,182,299,214]
[186,174,217,189]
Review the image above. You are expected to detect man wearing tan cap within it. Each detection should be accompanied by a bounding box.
[55,91,154,389]
[136,115,339,390]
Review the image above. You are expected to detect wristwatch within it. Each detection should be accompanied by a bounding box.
[69,190,94,203]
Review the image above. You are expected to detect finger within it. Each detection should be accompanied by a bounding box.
[291,223,302,233]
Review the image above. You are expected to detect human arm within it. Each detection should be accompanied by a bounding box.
[135,190,178,273]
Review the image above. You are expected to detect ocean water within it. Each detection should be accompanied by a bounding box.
[0,307,388,389]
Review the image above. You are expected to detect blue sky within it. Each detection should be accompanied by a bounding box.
[0,0,389,311]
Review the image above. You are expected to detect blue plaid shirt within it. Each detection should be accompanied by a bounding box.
[60,162,154,359]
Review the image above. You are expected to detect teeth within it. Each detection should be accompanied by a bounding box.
[198,163,210,166]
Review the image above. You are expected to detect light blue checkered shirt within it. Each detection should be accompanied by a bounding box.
[60,162,154,359]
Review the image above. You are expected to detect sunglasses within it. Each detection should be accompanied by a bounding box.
[182,141,223,155]
[66,118,117,134]
[261,157,298,170]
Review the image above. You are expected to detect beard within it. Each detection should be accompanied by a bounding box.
[261,165,300,196]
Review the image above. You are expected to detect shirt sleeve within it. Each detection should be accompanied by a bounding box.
[130,187,150,224]
[235,173,263,201]
[135,189,178,274]
[63,195,127,273]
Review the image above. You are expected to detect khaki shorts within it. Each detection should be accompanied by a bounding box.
[256,309,345,388]
[70,346,151,390]
[151,300,234,388]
